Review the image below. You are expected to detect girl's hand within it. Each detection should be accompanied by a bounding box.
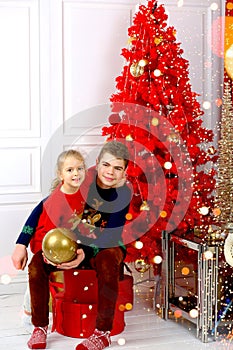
[11,244,28,270]
[56,248,85,270]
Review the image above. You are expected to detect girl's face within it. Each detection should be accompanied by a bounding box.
[59,156,85,194]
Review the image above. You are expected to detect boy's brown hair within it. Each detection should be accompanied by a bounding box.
[97,140,129,169]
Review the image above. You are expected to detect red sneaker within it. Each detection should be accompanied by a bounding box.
[27,326,48,349]
[76,329,111,350]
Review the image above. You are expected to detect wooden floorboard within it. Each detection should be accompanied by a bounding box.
[0,271,233,350]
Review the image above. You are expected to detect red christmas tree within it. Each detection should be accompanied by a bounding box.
[102,0,217,266]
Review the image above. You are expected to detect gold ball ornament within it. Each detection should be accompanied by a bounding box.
[130,62,144,77]
[134,258,150,273]
[167,132,179,143]
[154,36,163,45]
[42,227,79,264]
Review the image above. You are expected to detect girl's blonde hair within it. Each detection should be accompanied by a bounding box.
[50,149,86,192]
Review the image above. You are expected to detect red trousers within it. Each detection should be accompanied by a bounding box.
[28,247,124,332]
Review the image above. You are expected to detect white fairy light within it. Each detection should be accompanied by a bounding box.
[154,69,162,77]
[164,161,172,170]
[203,250,214,260]
[153,255,162,264]
[198,206,209,215]
[135,241,143,249]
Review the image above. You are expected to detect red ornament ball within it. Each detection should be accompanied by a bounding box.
[108,113,121,125]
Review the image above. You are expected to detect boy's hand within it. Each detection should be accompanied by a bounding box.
[42,253,58,266]
[11,244,28,270]
[55,248,85,270]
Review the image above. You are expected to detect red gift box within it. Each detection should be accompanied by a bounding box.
[53,296,125,337]
[63,269,98,303]
[118,274,134,310]
[54,298,97,338]
[50,269,133,338]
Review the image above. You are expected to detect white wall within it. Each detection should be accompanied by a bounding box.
[0,0,224,281]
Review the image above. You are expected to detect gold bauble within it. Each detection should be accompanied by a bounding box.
[130,62,144,77]
[42,227,78,264]
[134,258,150,273]
[154,36,163,45]
[167,132,179,143]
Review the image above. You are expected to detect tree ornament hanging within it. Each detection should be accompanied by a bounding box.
[134,258,150,273]
[167,132,179,143]
[140,200,150,211]
[154,36,163,45]
[130,62,145,77]
[126,134,133,141]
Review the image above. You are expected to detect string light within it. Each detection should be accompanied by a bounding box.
[135,241,143,249]
[153,255,162,264]
[164,161,172,170]
[203,250,214,260]
[198,206,209,215]
[153,69,162,77]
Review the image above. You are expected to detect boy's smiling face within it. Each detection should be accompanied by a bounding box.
[96,152,126,189]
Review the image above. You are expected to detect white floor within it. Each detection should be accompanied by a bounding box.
[0,270,232,350]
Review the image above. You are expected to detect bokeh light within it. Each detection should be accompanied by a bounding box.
[134,241,143,249]
[1,274,11,285]
[174,309,182,318]
[189,309,198,318]
[181,266,190,276]
[117,338,126,346]
[153,255,162,264]
[203,250,214,260]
